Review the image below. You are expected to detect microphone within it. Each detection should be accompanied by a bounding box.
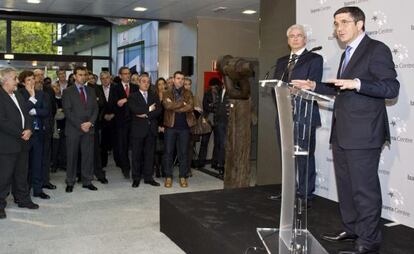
[277,46,322,86]
[263,46,322,80]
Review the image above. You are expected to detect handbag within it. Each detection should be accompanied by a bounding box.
[191,116,212,135]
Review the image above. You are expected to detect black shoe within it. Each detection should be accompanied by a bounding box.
[322,231,358,243]
[82,184,98,191]
[51,167,57,173]
[33,192,50,199]
[18,201,39,209]
[66,185,73,193]
[98,177,109,184]
[0,208,5,219]
[132,180,140,188]
[144,179,160,186]
[42,183,57,190]
[339,244,379,254]
[77,177,82,183]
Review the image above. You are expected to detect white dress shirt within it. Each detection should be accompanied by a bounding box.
[9,93,25,129]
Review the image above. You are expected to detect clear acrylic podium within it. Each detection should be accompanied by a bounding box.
[257,79,333,254]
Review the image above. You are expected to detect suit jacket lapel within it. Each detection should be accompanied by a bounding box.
[292,49,308,71]
[339,35,370,78]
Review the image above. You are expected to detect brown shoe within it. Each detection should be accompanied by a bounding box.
[179,177,188,188]
[164,177,172,188]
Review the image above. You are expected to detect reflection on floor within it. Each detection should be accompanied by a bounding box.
[1,163,223,254]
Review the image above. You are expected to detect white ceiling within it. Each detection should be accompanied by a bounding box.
[0,0,260,22]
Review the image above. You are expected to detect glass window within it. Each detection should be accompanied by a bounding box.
[11,21,58,54]
[0,20,6,53]
[11,21,110,56]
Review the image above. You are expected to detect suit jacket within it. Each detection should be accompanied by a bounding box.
[113,82,139,127]
[0,87,32,154]
[19,88,50,131]
[274,50,323,126]
[95,84,116,129]
[43,84,57,133]
[214,88,229,126]
[62,84,98,136]
[315,35,400,149]
[128,90,162,138]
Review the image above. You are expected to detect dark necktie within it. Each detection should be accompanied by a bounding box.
[79,86,86,106]
[125,84,130,97]
[287,54,298,82]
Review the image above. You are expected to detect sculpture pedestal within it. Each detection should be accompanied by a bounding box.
[224,98,251,189]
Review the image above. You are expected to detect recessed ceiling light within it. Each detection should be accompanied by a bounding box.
[242,10,257,15]
[213,7,228,13]
[27,0,41,4]
[133,7,147,12]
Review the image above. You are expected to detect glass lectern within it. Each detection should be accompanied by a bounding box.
[257,79,333,254]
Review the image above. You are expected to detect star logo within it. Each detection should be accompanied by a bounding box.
[372,11,387,27]
[390,117,407,134]
[392,44,409,62]
[388,189,404,206]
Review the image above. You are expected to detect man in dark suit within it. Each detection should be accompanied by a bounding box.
[62,66,99,193]
[0,68,39,219]
[94,71,116,184]
[113,67,139,179]
[84,71,107,184]
[274,24,323,201]
[292,7,400,254]
[212,80,228,175]
[33,69,57,191]
[19,71,51,200]
[128,75,161,187]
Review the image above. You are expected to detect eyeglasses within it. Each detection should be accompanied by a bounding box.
[288,34,305,39]
[333,20,355,29]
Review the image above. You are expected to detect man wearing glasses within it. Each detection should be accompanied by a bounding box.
[273,24,323,205]
[293,7,399,254]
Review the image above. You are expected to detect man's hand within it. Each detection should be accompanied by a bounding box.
[327,79,358,90]
[149,103,156,112]
[80,122,92,133]
[21,129,32,141]
[291,79,316,90]
[117,98,128,107]
[136,114,148,118]
[166,98,172,103]
[26,85,35,97]
[194,106,202,113]
[104,114,114,121]
[158,126,165,133]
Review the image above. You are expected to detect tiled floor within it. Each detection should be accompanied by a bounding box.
[0,164,223,254]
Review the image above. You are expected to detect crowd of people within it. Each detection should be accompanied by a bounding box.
[0,66,229,219]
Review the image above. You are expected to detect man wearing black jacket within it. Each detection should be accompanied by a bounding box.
[128,75,161,187]
[112,67,139,179]
[19,71,51,200]
[0,68,39,219]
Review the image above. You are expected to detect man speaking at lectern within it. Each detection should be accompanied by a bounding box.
[273,24,323,202]
[292,7,399,254]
